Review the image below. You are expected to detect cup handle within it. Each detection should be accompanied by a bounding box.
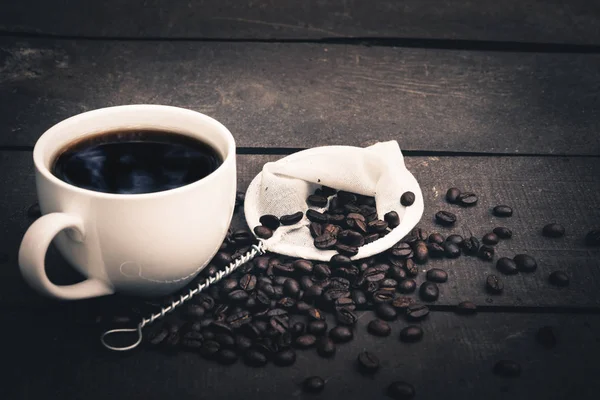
[18,212,114,300]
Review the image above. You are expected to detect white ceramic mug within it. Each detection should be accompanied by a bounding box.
[18,105,236,300]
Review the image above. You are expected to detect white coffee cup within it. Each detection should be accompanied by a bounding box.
[18,105,236,300]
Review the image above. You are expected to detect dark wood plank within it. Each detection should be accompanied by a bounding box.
[2,0,600,45]
[3,308,600,400]
[2,151,599,308]
[2,39,600,155]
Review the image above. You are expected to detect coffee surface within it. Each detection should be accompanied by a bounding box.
[52,129,222,194]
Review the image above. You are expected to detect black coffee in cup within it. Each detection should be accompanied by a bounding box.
[51,129,222,194]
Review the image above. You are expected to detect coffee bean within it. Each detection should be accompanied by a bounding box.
[427,243,445,258]
[330,277,351,290]
[428,232,445,244]
[493,360,521,377]
[493,205,513,217]
[478,245,495,261]
[392,296,415,310]
[200,340,221,359]
[314,263,331,279]
[387,381,415,400]
[147,326,169,346]
[309,222,323,238]
[426,268,448,283]
[307,194,328,207]
[496,257,518,275]
[344,204,362,214]
[316,337,336,358]
[419,282,439,302]
[362,266,387,283]
[232,229,255,246]
[283,278,301,299]
[321,186,337,197]
[184,304,206,319]
[329,326,354,343]
[376,303,398,321]
[390,242,413,258]
[335,297,356,311]
[258,214,280,230]
[336,308,358,325]
[291,259,313,275]
[253,256,270,272]
[306,320,327,336]
[213,252,233,267]
[307,307,326,321]
[269,315,289,334]
[228,289,250,302]
[513,254,537,272]
[267,308,288,318]
[364,233,380,244]
[273,348,296,366]
[446,234,464,246]
[304,284,324,301]
[280,211,303,225]
[413,243,429,264]
[379,279,397,289]
[398,279,417,294]
[486,275,504,294]
[368,220,389,234]
[543,223,565,238]
[357,351,380,374]
[234,335,253,352]
[303,376,325,393]
[244,349,268,367]
[337,230,365,247]
[300,276,315,291]
[446,188,461,204]
[335,243,359,257]
[314,234,337,250]
[367,319,391,337]
[399,326,423,343]
[239,274,257,292]
[444,242,461,258]
[585,229,600,246]
[536,326,557,349]
[435,210,456,226]
[389,266,407,282]
[227,311,252,328]
[406,304,429,321]
[462,236,480,256]
[372,289,395,304]
[352,290,368,309]
[295,334,317,349]
[456,301,477,315]
[549,271,569,287]
[458,192,478,207]
[215,333,235,348]
[221,278,238,293]
[493,227,512,239]
[384,211,400,229]
[482,232,499,245]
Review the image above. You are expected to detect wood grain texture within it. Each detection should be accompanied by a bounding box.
[1,0,600,45]
[1,38,600,154]
[2,151,599,308]
[3,308,600,400]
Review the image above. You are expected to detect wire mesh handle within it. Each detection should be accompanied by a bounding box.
[100,242,266,351]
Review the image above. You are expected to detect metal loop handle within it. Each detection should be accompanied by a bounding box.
[100,242,266,351]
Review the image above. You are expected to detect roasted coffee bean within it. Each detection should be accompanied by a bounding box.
[313,263,332,279]
[457,192,478,207]
[384,211,400,229]
[244,349,268,367]
[209,321,232,335]
[213,252,233,267]
[428,232,445,244]
[486,275,504,294]
[329,326,354,343]
[357,351,380,374]
[303,376,325,393]
[435,210,456,226]
[462,236,480,256]
[272,348,296,367]
[336,308,358,325]
[199,340,220,359]
[221,278,238,293]
[259,214,280,230]
[295,334,317,349]
[267,308,288,318]
[549,271,569,287]
[357,194,375,206]
[444,242,461,258]
[338,230,365,247]
[274,263,295,276]
[493,227,512,239]
[456,301,477,315]
[426,268,448,283]
[389,266,407,282]
[427,243,445,258]
[400,191,416,206]
[419,282,439,302]
[513,254,537,272]
[392,296,415,310]
[304,284,324,301]
[364,233,380,244]
[343,204,362,214]
[493,360,521,377]
[406,304,430,321]
[307,194,328,207]
[300,275,314,290]
[360,204,378,221]
[305,320,327,336]
[309,222,323,238]
[308,308,326,321]
[329,196,340,212]
[337,191,358,205]
[390,242,413,259]
[269,315,289,334]
[323,222,342,236]
[412,244,428,264]
[227,311,252,328]
[147,326,169,346]
[330,277,351,290]
[239,274,257,291]
[376,303,398,321]
[399,326,423,343]
[314,337,335,358]
[367,319,391,337]
[280,211,303,225]
[184,304,205,319]
[346,211,366,223]
[335,265,360,281]
[482,233,499,246]
[321,185,337,197]
[496,257,518,275]
[229,289,250,302]
[254,225,273,239]
[272,286,285,299]
[232,229,255,246]
[335,297,356,311]
[585,229,600,246]
[478,245,495,261]
[372,289,395,304]
[445,234,464,246]
[363,266,387,283]
[536,326,557,349]
[543,223,565,238]
[283,279,301,299]
[446,188,461,204]
[352,290,368,309]
[398,279,417,294]
[335,243,359,257]
[493,205,513,217]
[380,278,398,288]
[387,381,416,400]
[314,234,337,250]
[235,335,253,352]
[200,318,214,329]
[254,256,270,272]
[202,330,216,341]
[368,220,389,233]
[287,322,304,337]
[315,278,332,290]
[307,209,328,223]
[215,333,235,348]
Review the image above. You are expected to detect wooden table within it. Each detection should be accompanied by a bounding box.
[1,2,600,399]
